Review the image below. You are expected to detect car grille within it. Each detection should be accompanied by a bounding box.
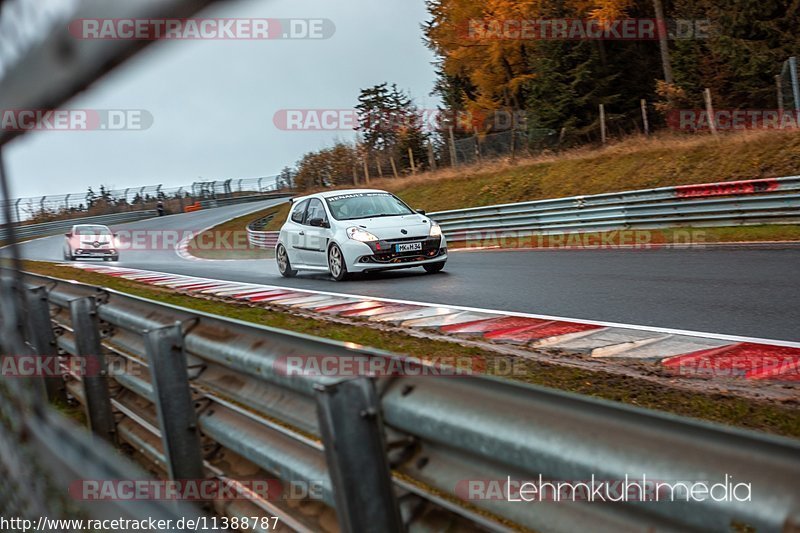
[384,235,428,243]
[362,237,443,264]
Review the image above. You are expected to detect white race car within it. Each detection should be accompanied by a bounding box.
[276,189,447,280]
[63,224,119,261]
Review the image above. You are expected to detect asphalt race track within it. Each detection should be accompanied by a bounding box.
[8,201,800,342]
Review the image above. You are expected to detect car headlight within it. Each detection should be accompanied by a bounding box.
[347,227,379,242]
[429,223,442,237]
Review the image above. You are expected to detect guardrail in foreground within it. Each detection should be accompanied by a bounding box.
[13,271,800,532]
[428,176,800,242]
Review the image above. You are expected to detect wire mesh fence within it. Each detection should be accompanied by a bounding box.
[449,129,557,166]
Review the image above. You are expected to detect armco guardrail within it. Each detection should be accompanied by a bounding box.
[2,192,294,245]
[13,271,800,532]
[246,202,290,249]
[200,191,294,210]
[247,229,280,249]
[0,210,157,243]
[246,177,800,249]
[428,176,800,241]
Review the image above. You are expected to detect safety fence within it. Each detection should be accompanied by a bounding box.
[6,270,799,532]
[0,192,294,245]
[0,176,288,225]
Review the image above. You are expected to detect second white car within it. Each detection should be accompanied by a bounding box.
[276,189,447,281]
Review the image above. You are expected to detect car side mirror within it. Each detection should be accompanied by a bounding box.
[308,217,328,228]
[416,209,426,215]
[65,233,72,237]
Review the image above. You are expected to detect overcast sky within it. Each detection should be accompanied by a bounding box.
[4,0,439,199]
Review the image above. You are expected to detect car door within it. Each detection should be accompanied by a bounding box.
[284,199,308,264]
[300,198,331,266]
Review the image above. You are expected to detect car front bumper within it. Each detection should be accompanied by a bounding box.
[342,236,447,273]
[71,248,118,259]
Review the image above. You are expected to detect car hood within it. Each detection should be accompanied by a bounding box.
[346,214,432,239]
[75,235,112,244]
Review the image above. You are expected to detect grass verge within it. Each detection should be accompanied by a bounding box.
[22,259,800,439]
[185,201,290,259]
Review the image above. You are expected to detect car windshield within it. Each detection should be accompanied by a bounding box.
[74,226,111,236]
[325,192,414,220]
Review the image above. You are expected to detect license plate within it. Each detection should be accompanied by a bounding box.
[395,242,422,253]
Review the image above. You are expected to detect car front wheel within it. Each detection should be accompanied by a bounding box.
[423,261,446,274]
[328,243,349,281]
[277,244,297,277]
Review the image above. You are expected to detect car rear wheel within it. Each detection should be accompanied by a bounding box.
[328,244,349,281]
[423,261,446,274]
[276,244,297,278]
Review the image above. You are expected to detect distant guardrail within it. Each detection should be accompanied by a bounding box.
[428,176,800,242]
[246,212,281,249]
[13,270,800,532]
[246,177,800,250]
[0,210,158,243]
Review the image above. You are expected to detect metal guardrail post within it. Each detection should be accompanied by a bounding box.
[25,285,67,404]
[70,296,115,442]
[315,377,403,533]
[143,323,206,482]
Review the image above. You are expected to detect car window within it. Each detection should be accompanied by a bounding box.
[290,200,309,223]
[303,198,327,225]
[74,225,111,236]
[325,192,413,220]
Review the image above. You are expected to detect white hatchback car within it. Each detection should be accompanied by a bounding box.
[63,224,119,261]
[276,189,447,280]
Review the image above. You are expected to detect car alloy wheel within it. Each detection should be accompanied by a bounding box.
[277,244,296,277]
[328,244,348,281]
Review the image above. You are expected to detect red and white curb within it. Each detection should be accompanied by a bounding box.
[68,263,800,382]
